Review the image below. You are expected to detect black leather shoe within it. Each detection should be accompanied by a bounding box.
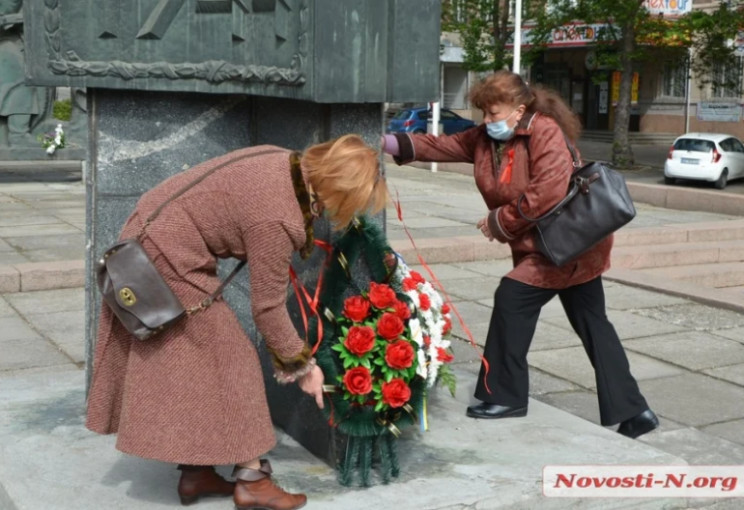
[617,409,659,439]
[466,402,527,419]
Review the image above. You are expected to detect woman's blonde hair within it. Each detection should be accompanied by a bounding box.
[302,134,387,230]
[469,70,582,142]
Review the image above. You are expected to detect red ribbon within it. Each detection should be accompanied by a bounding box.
[499,148,515,184]
[392,188,492,394]
[288,239,333,356]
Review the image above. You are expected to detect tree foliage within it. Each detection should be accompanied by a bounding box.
[442,0,512,72]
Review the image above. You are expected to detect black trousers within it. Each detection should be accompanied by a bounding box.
[475,276,648,426]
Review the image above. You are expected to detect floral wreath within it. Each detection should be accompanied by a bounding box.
[308,216,455,487]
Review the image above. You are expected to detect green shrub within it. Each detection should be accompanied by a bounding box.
[53,99,72,121]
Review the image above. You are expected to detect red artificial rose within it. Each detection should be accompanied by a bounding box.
[436,346,454,363]
[423,335,431,346]
[385,340,415,370]
[344,326,376,356]
[376,312,404,341]
[343,295,370,323]
[410,270,425,284]
[368,282,398,309]
[393,300,411,320]
[381,378,412,408]
[419,293,431,311]
[441,303,450,315]
[402,278,417,292]
[443,316,452,335]
[342,366,373,395]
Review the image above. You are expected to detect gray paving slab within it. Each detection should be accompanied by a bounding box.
[530,321,582,351]
[702,364,744,387]
[412,263,486,281]
[701,419,744,447]
[0,366,686,510]
[0,211,64,227]
[452,259,513,277]
[640,427,744,465]
[0,252,28,265]
[528,346,684,390]
[710,326,744,345]
[0,338,72,371]
[0,239,13,252]
[528,368,582,396]
[532,388,603,426]
[637,374,744,427]
[4,287,85,315]
[435,278,497,302]
[3,234,85,262]
[0,297,14,317]
[0,316,40,342]
[24,310,86,364]
[623,332,744,371]
[603,285,691,310]
[632,303,744,331]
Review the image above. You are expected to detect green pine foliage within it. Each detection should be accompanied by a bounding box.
[310,216,426,486]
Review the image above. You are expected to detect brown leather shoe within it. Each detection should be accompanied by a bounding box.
[233,460,307,510]
[177,464,235,506]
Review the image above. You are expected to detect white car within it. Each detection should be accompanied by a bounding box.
[664,133,744,189]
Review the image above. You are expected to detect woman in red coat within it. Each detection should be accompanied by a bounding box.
[86,134,387,510]
[384,71,658,440]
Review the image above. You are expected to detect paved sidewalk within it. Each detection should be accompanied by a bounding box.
[2,158,744,509]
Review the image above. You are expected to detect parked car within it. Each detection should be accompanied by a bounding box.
[664,133,744,189]
[386,106,477,135]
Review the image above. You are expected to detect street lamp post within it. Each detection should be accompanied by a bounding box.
[513,0,522,74]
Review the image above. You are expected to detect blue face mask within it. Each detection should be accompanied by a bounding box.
[486,109,518,141]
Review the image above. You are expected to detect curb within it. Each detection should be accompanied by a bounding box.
[0,261,85,294]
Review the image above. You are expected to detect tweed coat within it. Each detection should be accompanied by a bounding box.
[86,146,312,465]
[393,113,612,289]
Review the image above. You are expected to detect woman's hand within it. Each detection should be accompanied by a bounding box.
[298,364,325,409]
[477,216,494,242]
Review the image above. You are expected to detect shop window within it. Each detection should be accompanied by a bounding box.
[660,61,687,98]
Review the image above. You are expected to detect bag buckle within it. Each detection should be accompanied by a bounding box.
[187,296,215,315]
[575,172,601,195]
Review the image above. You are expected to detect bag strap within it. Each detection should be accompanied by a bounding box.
[187,259,247,315]
[138,148,283,239]
[516,134,583,223]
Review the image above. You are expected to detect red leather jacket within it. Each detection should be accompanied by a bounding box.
[392,112,611,289]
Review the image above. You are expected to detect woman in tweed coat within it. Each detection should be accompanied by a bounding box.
[384,71,658,440]
[86,134,387,510]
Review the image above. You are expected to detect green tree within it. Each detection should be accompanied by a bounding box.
[442,0,513,72]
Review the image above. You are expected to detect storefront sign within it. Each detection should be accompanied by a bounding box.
[514,23,607,48]
[697,102,742,122]
[644,0,692,17]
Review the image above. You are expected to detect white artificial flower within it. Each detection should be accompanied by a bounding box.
[46,145,55,154]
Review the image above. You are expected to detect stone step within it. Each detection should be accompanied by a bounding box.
[612,239,744,269]
[638,261,744,289]
[614,219,744,247]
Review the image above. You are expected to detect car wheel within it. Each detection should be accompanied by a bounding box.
[715,169,728,190]
[664,176,675,185]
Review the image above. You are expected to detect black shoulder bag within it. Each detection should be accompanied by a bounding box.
[516,140,636,267]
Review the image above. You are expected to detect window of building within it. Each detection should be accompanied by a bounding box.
[660,61,687,98]
[711,56,743,98]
